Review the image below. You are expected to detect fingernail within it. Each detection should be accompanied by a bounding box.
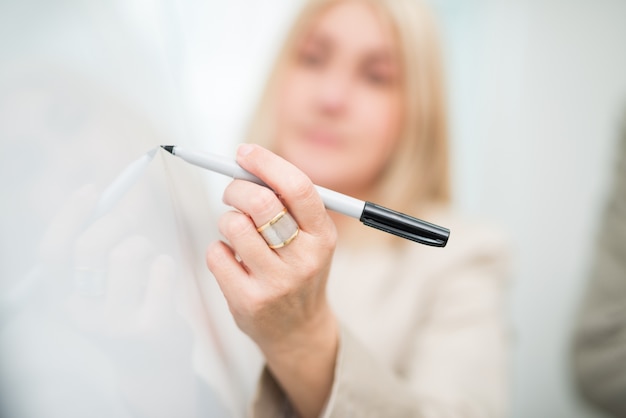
[237,143,254,157]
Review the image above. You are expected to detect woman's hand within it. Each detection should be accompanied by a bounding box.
[206,144,339,418]
[38,184,198,418]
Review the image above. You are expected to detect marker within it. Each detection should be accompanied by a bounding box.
[87,147,158,225]
[161,145,449,247]
[2,148,159,323]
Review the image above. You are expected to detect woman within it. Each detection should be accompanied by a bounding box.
[207,0,511,417]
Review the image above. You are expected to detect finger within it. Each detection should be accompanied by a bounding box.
[223,179,286,230]
[223,180,303,257]
[217,210,278,273]
[235,144,330,234]
[205,240,254,306]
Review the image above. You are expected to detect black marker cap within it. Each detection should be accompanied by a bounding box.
[360,201,450,247]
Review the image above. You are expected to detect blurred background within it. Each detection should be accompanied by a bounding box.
[1,0,625,417]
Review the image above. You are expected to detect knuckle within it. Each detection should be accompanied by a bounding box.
[284,174,314,201]
[296,233,336,278]
[205,241,225,271]
[219,212,252,240]
[299,257,320,277]
[248,188,279,218]
[321,224,338,251]
[226,296,251,326]
[245,292,266,316]
[308,218,337,253]
[222,179,248,205]
[236,291,270,325]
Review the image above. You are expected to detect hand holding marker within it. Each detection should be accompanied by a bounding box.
[161,145,449,247]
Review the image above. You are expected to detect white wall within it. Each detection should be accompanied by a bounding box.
[434,1,626,417]
[2,0,625,417]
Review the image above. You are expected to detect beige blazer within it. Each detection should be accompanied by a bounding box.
[251,209,512,417]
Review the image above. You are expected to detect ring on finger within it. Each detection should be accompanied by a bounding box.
[256,208,299,249]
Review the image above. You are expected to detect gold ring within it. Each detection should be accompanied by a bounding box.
[256,208,300,249]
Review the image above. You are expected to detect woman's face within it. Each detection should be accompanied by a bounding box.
[274,0,403,198]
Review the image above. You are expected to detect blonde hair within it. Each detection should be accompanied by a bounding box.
[246,0,450,239]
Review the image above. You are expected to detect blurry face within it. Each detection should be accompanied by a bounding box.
[274,0,403,198]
